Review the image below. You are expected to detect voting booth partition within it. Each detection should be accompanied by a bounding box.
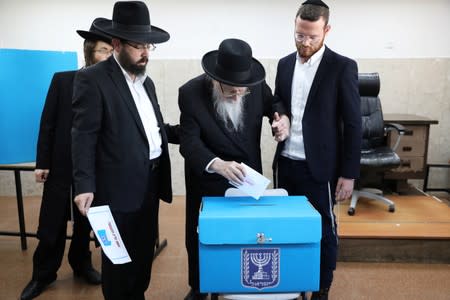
[198,195,322,295]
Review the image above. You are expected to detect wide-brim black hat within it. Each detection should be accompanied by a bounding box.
[93,1,169,44]
[202,38,265,87]
[76,18,112,44]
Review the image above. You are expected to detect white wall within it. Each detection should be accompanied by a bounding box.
[1,0,449,67]
[0,0,449,196]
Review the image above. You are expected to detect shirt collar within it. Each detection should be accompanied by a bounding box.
[296,44,326,66]
[113,53,146,84]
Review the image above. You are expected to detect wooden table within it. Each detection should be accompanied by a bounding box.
[0,164,35,250]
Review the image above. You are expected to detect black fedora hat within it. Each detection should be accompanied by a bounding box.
[93,1,169,44]
[76,18,112,44]
[202,39,265,87]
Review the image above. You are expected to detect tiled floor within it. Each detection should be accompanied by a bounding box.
[1,195,449,300]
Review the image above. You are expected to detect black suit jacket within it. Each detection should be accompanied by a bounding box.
[36,70,76,184]
[35,71,79,244]
[273,47,362,183]
[179,74,275,199]
[72,56,176,212]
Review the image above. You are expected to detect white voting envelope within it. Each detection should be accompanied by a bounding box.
[229,163,271,200]
[87,205,131,264]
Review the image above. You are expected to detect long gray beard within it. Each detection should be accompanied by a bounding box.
[212,87,245,132]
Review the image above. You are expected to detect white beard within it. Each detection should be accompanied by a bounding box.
[212,87,245,132]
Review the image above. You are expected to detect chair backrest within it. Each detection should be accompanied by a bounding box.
[224,188,288,197]
[359,73,385,152]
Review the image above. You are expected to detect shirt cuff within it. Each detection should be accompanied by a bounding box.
[205,157,219,173]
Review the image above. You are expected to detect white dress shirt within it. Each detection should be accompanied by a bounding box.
[114,55,162,159]
[282,45,325,160]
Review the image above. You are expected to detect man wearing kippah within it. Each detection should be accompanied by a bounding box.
[272,0,362,299]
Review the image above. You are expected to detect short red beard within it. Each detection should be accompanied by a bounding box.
[296,39,324,61]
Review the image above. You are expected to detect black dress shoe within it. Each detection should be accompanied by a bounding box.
[20,278,55,300]
[184,288,207,300]
[311,287,329,300]
[74,267,101,285]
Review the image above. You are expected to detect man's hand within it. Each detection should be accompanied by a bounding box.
[74,192,94,216]
[272,112,290,142]
[335,177,355,202]
[209,159,246,184]
[35,169,49,183]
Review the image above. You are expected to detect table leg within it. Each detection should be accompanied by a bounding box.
[14,170,27,250]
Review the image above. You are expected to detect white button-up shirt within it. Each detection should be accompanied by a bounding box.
[114,55,162,159]
[282,45,325,160]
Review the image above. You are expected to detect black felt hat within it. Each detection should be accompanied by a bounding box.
[201,39,265,87]
[93,1,170,44]
[76,18,112,43]
[302,0,329,9]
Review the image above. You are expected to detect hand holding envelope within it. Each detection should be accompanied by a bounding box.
[228,163,271,199]
[87,206,131,264]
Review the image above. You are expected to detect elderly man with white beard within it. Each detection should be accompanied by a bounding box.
[178,38,290,300]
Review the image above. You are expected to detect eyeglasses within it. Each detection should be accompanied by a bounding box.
[123,40,156,51]
[219,82,251,99]
[93,48,114,55]
[294,33,322,44]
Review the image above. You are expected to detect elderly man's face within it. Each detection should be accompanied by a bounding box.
[294,16,330,61]
[217,82,250,102]
[212,80,248,131]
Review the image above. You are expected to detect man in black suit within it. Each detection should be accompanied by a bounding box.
[272,1,362,299]
[179,38,289,300]
[20,19,113,300]
[71,2,178,299]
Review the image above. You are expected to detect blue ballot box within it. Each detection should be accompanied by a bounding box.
[199,195,321,293]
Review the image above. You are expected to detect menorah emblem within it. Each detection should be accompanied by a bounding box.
[241,248,280,289]
[250,253,271,280]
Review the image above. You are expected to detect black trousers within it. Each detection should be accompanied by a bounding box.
[184,165,230,292]
[185,192,202,291]
[277,156,338,290]
[33,179,93,281]
[101,164,160,300]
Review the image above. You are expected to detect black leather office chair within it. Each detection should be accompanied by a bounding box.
[348,73,406,216]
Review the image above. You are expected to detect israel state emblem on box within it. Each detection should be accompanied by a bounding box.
[242,248,280,289]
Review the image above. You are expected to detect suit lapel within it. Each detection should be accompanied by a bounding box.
[304,47,333,114]
[284,53,297,111]
[107,57,148,142]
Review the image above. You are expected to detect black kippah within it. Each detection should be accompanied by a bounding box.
[302,0,329,9]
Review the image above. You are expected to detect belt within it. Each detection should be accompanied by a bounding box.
[149,157,160,171]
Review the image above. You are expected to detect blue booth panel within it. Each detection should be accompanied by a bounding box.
[0,49,77,164]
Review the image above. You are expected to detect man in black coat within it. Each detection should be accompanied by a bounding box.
[71,2,178,299]
[178,38,289,300]
[20,19,113,300]
[272,1,362,299]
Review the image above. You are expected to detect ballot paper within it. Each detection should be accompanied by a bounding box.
[229,163,271,199]
[87,205,131,264]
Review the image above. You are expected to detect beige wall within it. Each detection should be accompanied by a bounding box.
[1,57,449,196]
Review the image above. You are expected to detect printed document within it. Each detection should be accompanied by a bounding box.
[87,205,131,264]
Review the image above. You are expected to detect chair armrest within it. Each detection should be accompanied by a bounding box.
[384,122,412,151]
[385,122,406,134]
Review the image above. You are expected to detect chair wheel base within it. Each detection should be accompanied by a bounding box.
[388,205,395,213]
[348,207,355,215]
